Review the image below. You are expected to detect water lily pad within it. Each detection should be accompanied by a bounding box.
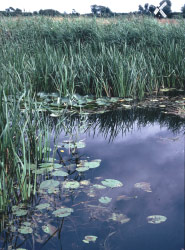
[80,180,90,186]
[75,141,86,148]
[32,167,53,174]
[18,226,33,234]
[84,159,101,169]
[101,179,123,188]
[64,141,85,149]
[53,163,63,169]
[147,215,167,224]
[93,184,106,189]
[83,235,98,243]
[109,213,130,224]
[13,209,28,217]
[134,182,152,192]
[48,187,59,194]
[76,166,89,172]
[99,196,112,204]
[39,163,54,168]
[42,224,57,234]
[36,203,50,210]
[52,207,74,217]
[40,180,60,190]
[52,170,68,177]
[63,180,80,189]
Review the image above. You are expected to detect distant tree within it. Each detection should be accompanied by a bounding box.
[138,3,151,15]
[39,9,61,16]
[159,0,172,18]
[149,5,156,14]
[6,7,15,12]
[15,8,22,14]
[91,5,98,15]
[72,9,80,16]
[90,5,112,16]
[181,4,185,18]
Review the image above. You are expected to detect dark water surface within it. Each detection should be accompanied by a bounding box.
[0,109,184,250]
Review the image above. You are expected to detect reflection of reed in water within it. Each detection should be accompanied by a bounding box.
[53,108,184,142]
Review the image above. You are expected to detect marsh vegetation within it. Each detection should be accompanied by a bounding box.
[0,16,184,250]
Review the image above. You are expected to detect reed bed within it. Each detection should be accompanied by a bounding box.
[0,16,184,98]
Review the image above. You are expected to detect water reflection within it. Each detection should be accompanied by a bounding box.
[0,108,184,250]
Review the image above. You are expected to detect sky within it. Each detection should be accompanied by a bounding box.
[0,0,184,14]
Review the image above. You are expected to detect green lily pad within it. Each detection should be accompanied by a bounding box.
[83,235,98,243]
[13,209,28,217]
[84,159,101,169]
[32,167,53,174]
[147,215,167,224]
[52,170,68,177]
[52,207,74,217]
[134,182,152,192]
[40,180,60,190]
[99,196,112,204]
[36,203,50,210]
[53,163,63,169]
[101,179,123,188]
[48,187,59,194]
[76,166,89,172]
[93,184,106,189]
[39,163,54,168]
[42,224,57,234]
[63,180,80,189]
[18,226,33,234]
[80,180,90,186]
[109,213,130,224]
[64,141,85,149]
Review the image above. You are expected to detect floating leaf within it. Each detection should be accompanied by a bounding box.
[83,235,98,243]
[18,226,33,234]
[75,141,86,149]
[32,167,53,174]
[93,184,106,189]
[52,170,68,177]
[109,213,130,224]
[63,180,80,189]
[13,209,28,217]
[36,203,50,210]
[122,104,131,109]
[99,196,112,204]
[117,195,137,201]
[84,159,101,169]
[147,215,167,224]
[101,179,123,188]
[134,182,152,192]
[42,224,57,235]
[48,187,59,194]
[39,163,54,168]
[40,180,60,190]
[76,166,89,172]
[52,207,74,217]
[80,180,90,186]
[53,163,63,169]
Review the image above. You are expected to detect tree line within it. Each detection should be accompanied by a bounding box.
[0,1,185,18]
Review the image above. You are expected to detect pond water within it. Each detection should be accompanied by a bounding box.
[0,109,184,250]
